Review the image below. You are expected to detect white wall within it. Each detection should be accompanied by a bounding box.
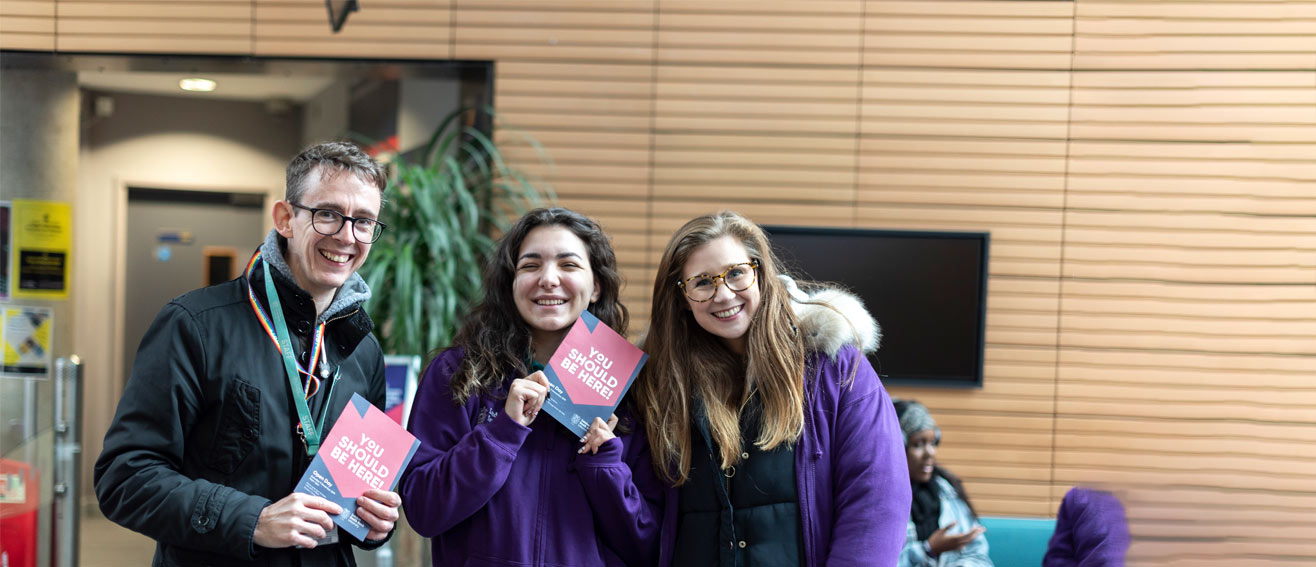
[74,92,302,502]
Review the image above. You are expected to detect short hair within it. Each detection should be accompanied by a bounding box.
[284,142,387,203]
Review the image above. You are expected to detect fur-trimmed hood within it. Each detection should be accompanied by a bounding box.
[780,275,881,358]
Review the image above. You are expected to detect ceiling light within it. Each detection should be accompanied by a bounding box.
[178,78,217,92]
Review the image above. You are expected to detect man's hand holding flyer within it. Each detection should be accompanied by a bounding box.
[295,393,420,541]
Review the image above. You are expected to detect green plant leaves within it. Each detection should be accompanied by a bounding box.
[361,108,554,358]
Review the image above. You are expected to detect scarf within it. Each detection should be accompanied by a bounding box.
[911,476,941,541]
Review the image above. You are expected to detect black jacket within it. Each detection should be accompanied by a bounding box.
[94,257,386,567]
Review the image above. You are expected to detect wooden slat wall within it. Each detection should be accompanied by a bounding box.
[254,0,451,59]
[55,1,252,54]
[1062,2,1316,564]
[7,1,1314,564]
[0,0,55,51]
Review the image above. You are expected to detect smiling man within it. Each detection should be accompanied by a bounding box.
[95,142,401,567]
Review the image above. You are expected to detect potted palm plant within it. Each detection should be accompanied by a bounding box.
[359,108,554,359]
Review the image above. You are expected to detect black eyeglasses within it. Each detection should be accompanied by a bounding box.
[290,202,386,243]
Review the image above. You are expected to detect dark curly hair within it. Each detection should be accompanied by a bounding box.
[448,208,628,404]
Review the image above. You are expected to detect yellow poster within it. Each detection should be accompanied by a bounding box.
[2,306,53,376]
[11,199,72,300]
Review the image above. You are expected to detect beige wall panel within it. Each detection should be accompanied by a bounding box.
[989,276,1061,299]
[1072,104,1316,127]
[57,2,249,19]
[498,94,651,117]
[497,110,651,131]
[1119,487,1316,518]
[255,0,450,57]
[501,144,650,168]
[864,1,1073,70]
[1074,1,1316,70]
[1058,382,1316,419]
[1054,431,1309,461]
[900,393,1054,415]
[1060,257,1313,286]
[1058,327,1312,355]
[1063,169,1315,197]
[496,78,652,98]
[1058,396,1315,423]
[862,170,1066,193]
[1065,189,1316,216]
[454,2,654,62]
[1070,122,1313,143]
[495,130,651,151]
[650,201,854,232]
[1072,69,1316,89]
[859,186,1067,209]
[0,0,54,49]
[0,24,54,51]
[1070,140,1316,162]
[57,36,253,54]
[1,0,54,17]
[653,133,854,155]
[60,20,251,35]
[969,497,1053,517]
[1065,159,1316,184]
[657,2,861,66]
[1055,465,1314,496]
[1056,390,1316,428]
[933,409,1054,431]
[56,1,252,54]
[1059,362,1314,390]
[1059,293,1315,324]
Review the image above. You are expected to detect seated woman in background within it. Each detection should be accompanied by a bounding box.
[895,399,992,567]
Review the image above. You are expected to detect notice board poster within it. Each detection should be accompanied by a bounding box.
[12,200,72,300]
[2,306,53,377]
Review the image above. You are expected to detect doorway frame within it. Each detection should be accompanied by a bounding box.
[110,178,274,396]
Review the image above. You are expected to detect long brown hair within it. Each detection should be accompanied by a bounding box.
[633,211,805,485]
[448,208,628,403]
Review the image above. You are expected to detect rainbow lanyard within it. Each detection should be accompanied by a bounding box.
[244,251,334,456]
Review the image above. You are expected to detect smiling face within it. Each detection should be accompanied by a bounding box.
[906,429,939,484]
[513,225,601,357]
[681,235,761,355]
[273,166,381,312]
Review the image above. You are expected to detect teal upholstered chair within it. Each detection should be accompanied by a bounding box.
[978,516,1056,567]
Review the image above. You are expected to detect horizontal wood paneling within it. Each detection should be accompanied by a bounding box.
[864,1,1075,70]
[55,1,252,54]
[0,0,55,50]
[254,0,451,59]
[657,1,862,66]
[454,2,654,62]
[1074,1,1316,70]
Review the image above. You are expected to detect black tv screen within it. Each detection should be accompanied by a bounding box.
[762,226,989,388]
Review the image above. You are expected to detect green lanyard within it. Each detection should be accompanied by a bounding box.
[262,260,334,456]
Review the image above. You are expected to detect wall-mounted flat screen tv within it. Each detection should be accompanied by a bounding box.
[762,226,989,388]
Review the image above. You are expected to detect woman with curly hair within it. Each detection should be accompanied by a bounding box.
[400,208,663,566]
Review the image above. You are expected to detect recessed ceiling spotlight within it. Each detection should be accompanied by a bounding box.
[179,78,217,92]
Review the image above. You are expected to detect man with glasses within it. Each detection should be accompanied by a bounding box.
[95,142,400,567]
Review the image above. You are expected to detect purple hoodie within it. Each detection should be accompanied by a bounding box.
[658,344,912,567]
[400,348,664,566]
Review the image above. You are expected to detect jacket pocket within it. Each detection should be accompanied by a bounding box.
[205,378,261,475]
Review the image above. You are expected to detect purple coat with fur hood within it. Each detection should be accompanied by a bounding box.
[658,278,912,566]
